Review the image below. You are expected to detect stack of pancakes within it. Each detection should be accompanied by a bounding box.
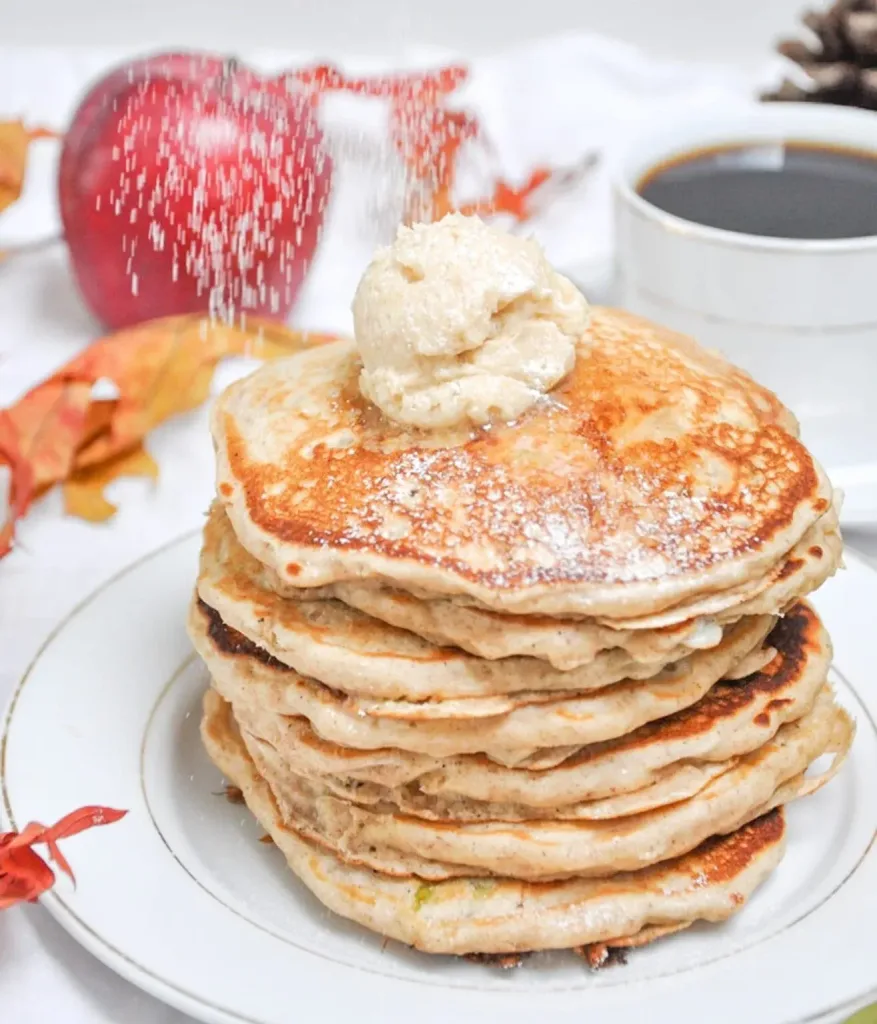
[189,308,853,963]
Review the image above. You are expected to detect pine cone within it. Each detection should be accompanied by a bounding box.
[763,0,877,108]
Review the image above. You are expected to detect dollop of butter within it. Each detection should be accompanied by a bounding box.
[352,213,589,429]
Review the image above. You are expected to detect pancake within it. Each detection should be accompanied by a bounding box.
[326,579,727,669]
[188,598,776,762]
[213,307,832,617]
[202,689,788,955]
[202,506,734,672]
[604,501,842,630]
[278,749,734,822]
[322,498,840,646]
[722,644,778,680]
[227,604,831,811]
[237,692,851,880]
[199,505,745,701]
[240,687,840,824]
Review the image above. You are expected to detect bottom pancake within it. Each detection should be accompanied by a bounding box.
[201,689,788,956]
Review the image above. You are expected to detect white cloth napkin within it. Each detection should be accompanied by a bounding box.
[0,34,761,1024]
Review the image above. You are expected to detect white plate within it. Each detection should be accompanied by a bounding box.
[801,422,877,530]
[2,535,877,1024]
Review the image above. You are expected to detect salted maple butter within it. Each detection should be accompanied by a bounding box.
[352,213,590,429]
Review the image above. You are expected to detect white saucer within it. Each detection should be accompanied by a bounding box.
[2,535,876,1024]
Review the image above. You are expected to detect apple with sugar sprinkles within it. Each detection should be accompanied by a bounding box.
[59,51,332,329]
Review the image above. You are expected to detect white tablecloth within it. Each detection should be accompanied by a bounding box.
[1,39,876,1024]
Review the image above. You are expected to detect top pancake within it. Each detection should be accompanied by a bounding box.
[214,308,832,617]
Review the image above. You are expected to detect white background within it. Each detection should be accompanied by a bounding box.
[6,0,806,65]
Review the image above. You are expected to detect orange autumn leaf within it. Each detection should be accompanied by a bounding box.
[291,62,586,228]
[0,121,30,217]
[0,122,61,264]
[26,126,62,142]
[0,410,34,558]
[291,63,476,223]
[457,168,553,222]
[1,805,127,910]
[395,106,479,222]
[291,63,468,104]
[7,379,93,491]
[392,104,476,181]
[64,444,159,523]
[77,398,119,455]
[0,122,58,220]
[67,317,335,468]
[0,316,337,548]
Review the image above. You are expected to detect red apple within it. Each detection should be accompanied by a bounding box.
[59,52,332,329]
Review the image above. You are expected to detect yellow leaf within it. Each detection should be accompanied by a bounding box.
[63,445,159,523]
[0,121,30,217]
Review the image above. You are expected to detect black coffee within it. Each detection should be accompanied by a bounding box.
[637,141,877,240]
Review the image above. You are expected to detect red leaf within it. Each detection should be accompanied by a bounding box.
[40,805,128,845]
[391,104,478,185]
[0,846,56,908]
[290,64,468,103]
[457,168,554,222]
[0,805,127,910]
[290,63,476,220]
[45,838,74,883]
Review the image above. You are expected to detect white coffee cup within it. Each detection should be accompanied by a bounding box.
[613,101,877,524]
